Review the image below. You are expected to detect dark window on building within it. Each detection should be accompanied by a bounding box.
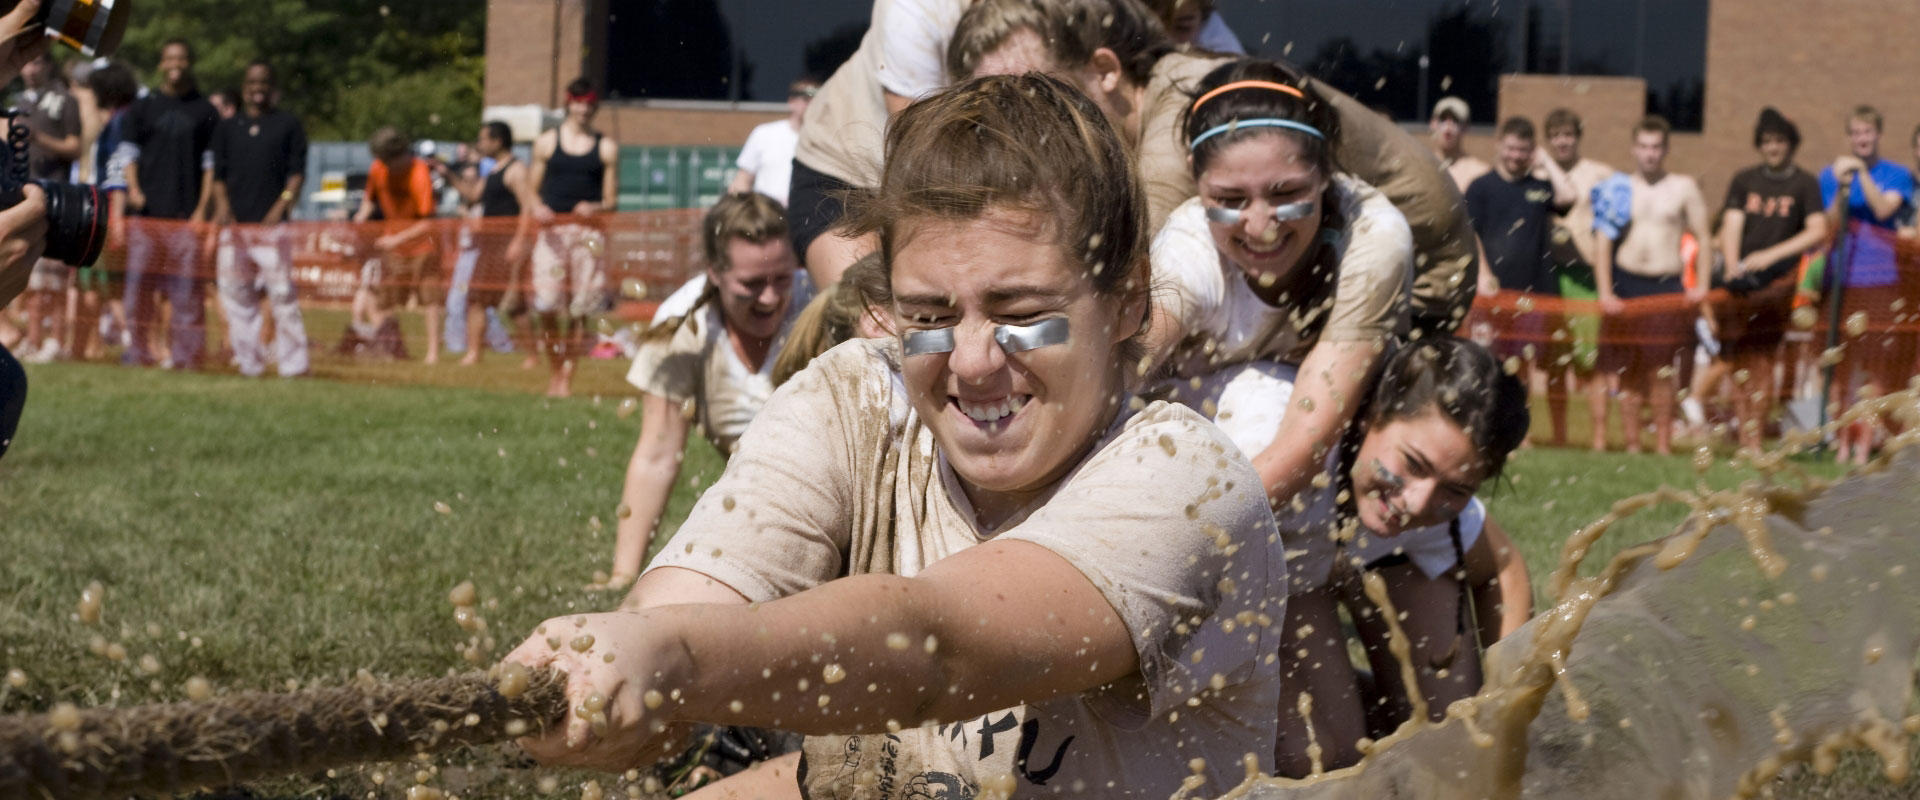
[605,0,869,103]
[1217,0,1707,131]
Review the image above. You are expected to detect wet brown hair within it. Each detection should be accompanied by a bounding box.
[701,193,789,272]
[842,73,1150,357]
[946,0,1173,87]
[1366,337,1530,481]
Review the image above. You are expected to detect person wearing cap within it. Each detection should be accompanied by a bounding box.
[728,77,818,207]
[1430,96,1489,192]
[515,76,619,398]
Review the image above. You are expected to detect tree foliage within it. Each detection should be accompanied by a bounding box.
[109,0,485,141]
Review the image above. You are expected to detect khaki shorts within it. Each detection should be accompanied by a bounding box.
[377,250,446,309]
[531,224,607,317]
[26,260,66,292]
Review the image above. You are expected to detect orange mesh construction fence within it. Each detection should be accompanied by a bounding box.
[38,211,1920,396]
[86,211,703,319]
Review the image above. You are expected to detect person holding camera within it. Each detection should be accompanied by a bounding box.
[117,38,219,370]
[0,0,89,459]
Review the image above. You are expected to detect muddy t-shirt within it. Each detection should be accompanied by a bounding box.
[645,338,1284,798]
[1152,174,1413,373]
[625,274,815,455]
[1137,62,1472,323]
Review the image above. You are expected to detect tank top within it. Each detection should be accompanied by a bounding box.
[480,158,522,217]
[539,132,605,213]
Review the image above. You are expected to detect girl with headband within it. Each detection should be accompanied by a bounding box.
[1192,338,1535,774]
[946,0,1478,333]
[509,74,1285,800]
[1147,59,1414,519]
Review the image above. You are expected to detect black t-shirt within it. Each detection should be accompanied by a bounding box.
[212,108,308,224]
[1465,171,1566,295]
[1722,165,1823,275]
[125,89,219,219]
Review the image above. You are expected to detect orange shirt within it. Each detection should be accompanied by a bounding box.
[368,157,436,257]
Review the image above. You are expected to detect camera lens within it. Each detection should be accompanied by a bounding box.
[35,180,104,267]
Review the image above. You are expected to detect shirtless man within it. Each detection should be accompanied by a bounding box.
[1430,96,1489,192]
[1543,108,1620,447]
[1593,116,1710,454]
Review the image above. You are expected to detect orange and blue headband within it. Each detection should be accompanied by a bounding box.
[1188,80,1323,150]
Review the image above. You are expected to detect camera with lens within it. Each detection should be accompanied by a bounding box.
[0,0,131,268]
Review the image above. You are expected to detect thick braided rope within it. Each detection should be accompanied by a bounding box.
[0,670,568,800]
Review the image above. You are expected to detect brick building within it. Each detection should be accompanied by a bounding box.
[486,0,1920,209]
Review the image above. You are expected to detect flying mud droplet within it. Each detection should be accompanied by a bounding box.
[643,689,664,709]
[77,581,104,625]
[1792,305,1819,330]
[185,675,212,700]
[433,501,453,515]
[1846,311,1871,339]
[5,668,25,688]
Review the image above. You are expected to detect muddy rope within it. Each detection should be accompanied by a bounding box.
[0,670,569,800]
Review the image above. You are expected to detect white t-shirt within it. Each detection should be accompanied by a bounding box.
[880,0,968,100]
[1151,174,1414,373]
[625,273,815,454]
[735,119,799,207]
[646,338,1284,799]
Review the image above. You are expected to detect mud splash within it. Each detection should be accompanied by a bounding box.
[1197,390,1920,800]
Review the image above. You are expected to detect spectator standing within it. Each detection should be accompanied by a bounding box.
[70,60,138,362]
[354,126,444,363]
[521,77,618,397]
[1543,108,1616,275]
[1465,117,1577,444]
[10,50,80,363]
[1542,109,1616,440]
[727,77,817,206]
[210,60,309,378]
[1430,96,1489,192]
[120,39,219,370]
[1818,105,1915,463]
[1711,108,1826,452]
[450,121,529,366]
[1592,116,1711,455]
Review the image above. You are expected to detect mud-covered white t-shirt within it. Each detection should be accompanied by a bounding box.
[645,338,1285,798]
[624,274,815,454]
[1152,174,1413,374]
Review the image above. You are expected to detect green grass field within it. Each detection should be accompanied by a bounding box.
[0,317,1892,798]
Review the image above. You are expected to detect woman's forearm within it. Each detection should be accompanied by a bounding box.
[1254,342,1380,508]
[649,542,1137,735]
